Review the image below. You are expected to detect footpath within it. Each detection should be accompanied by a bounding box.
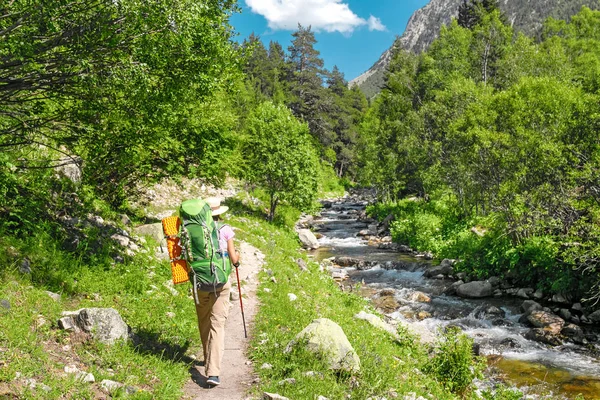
[182,241,263,400]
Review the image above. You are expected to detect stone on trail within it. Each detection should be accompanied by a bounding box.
[297,229,320,250]
[285,318,360,372]
[456,281,493,298]
[59,308,129,344]
[45,291,61,301]
[288,293,298,302]
[296,258,309,272]
[100,379,124,394]
[264,393,290,400]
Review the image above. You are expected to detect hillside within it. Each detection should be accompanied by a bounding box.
[351,0,600,98]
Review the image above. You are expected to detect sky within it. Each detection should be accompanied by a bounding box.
[230,0,430,82]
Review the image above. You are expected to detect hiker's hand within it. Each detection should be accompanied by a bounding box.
[234,262,240,269]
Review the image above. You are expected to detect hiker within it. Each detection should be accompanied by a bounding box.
[193,197,239,387]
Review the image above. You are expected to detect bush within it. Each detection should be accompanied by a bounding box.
[424,327,485,395]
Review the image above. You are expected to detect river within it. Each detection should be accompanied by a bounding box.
[310,197,600,399]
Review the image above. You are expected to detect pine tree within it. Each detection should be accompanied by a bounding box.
[286,24,334,146]
[242,33,270,98]
[458,0,504,29]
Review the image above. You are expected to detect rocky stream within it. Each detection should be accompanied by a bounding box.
[305,196,600,399]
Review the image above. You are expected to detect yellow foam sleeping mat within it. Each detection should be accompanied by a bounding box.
[161,216,190,285]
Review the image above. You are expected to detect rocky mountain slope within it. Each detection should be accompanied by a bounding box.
[351,0,600,98]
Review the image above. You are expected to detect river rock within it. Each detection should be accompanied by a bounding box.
[408,291,431,303]
[487,276,501,287]
[298,229,320,250]
[444,280,464,295]
[562,324,585,344]
[456,281,493,298]
[572,303,583,312]
[482,306,505,319]
[521,300,543,315]
[527,311,564,335]
[587,309,600,323]
[533,289,544,300]
[417,311,432,320]
[284,318,360,372]
[331,269,348,281]
[559,309,572,321]
[552,293,570,304]
[334,256,361,267]
[378,213,395,235]
[372,295,399,313]
[516,288,534,299]
[525,328,562,346]
[423,259,454,278]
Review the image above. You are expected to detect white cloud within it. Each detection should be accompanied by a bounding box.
[367,15,386,32]
[245,0,386,34]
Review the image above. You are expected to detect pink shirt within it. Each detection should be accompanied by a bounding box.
[218,224,234,252]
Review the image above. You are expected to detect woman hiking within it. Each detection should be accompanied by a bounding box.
[193,197,239,387]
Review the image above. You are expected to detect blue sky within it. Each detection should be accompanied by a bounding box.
[230,0,430,81]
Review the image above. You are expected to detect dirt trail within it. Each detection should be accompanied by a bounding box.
[182,241,263,400]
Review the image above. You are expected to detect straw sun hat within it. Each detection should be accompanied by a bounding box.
[206,197,229,216]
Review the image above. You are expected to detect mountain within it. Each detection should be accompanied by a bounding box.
[351,0,600,98]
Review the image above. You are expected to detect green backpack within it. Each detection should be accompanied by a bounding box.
[179,198,232,293]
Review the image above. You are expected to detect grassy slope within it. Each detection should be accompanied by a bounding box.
[0,190,480,399]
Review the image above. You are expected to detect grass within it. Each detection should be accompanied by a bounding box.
[0,187,485,399]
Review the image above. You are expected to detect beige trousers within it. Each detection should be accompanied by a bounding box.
[194,280,231,377]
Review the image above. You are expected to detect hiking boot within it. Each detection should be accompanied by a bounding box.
[207,376,220,386]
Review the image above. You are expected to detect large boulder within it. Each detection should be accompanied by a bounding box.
[285,318,360,372]
[527,311,565,335]
[456,281,493,298]
[134,223,165,244]
[60,308,129,344]
[298,229,320,250]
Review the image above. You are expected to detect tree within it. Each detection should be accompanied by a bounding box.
[286,24,333,147]
[0,0,241,206]
[245,102,319,221]
[458,0,503,29]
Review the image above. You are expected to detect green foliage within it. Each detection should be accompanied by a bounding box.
[423,327,485,395]
[1,0,241,207]
[480,384,524,400]
[357,7,600,302]
[244,102,319,221]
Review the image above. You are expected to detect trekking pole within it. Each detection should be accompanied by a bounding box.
[234,263,248,338]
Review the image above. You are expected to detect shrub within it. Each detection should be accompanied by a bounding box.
[423,327,485,395]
